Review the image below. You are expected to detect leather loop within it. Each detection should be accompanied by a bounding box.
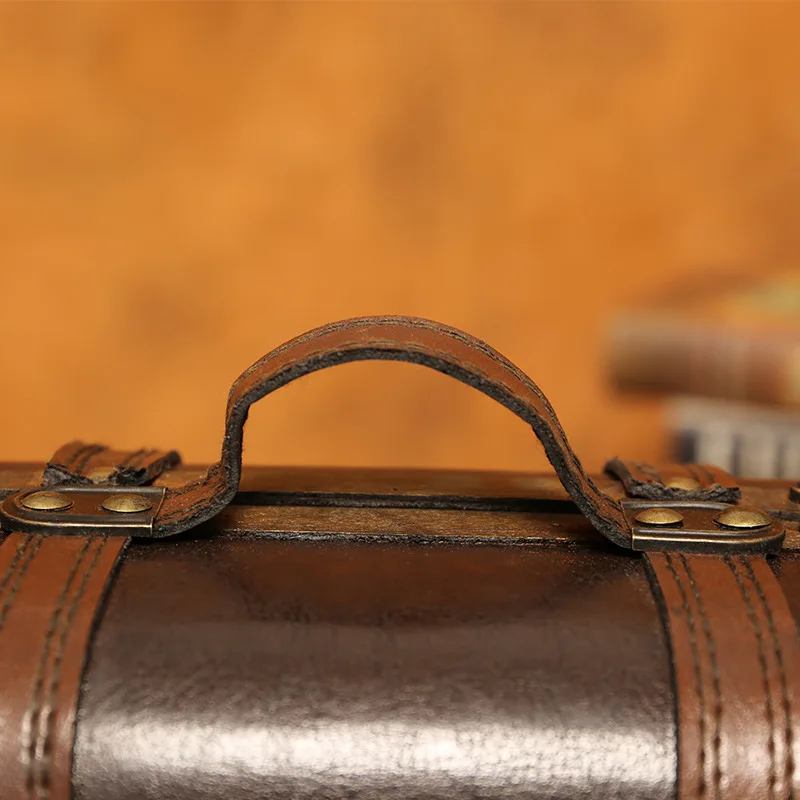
[42,442,181,488]
[156,316,632,546]
[606,458,741,504]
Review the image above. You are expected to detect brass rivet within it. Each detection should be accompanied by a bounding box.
[665,477,702,491]
[86,466,115,484]
[634,507,684,527]
[101,494,153,514]
[715,508,773,530]
[21,491,73,512]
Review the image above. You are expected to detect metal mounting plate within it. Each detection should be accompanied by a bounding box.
[622,499,785,554]
[0,486,165,536]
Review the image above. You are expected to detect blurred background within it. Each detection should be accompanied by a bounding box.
[1,3,799,476]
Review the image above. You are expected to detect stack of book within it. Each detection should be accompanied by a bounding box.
[608,269,800,478]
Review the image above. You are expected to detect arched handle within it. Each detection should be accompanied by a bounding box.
[155,316,632,547]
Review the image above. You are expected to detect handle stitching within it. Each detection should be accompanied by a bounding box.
[157,323,626,543]
[219,337,607,506]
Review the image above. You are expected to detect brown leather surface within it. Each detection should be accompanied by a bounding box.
[646,552,800,799]
[781,554,800,636]
[156,316,632,547]
[605,459,741,503]
[42,442,180,488]
[0,533,127,800]
[73,534,677,800]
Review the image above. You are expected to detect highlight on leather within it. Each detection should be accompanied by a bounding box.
[155,316,633,547]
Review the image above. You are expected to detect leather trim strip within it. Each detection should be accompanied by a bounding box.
[606,459,741,503]
[0,532,128,800]
[645,552,800,799]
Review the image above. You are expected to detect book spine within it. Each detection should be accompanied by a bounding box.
[609,317,800,408]
[669,397,800,479]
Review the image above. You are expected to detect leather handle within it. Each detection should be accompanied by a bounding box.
[155,316,632,546]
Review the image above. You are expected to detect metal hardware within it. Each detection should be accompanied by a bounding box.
[87,466,115,484]
[623,499,785,554]
[714,507,773,530]
[20,490,73,512]
[664,477,702,491]
[102,493,154,514]
[634,507,684,527]
[1,486,165,536]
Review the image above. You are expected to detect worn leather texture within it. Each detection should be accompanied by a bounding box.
[155,316,632,547]
[73,535,676,800]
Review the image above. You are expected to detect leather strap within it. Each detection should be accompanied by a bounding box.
[155,316,633,547]
[0,533,128,800]
[42,441,180,487]
[0,445,179,800]
[646,552,800,799]
[606,458,740,503]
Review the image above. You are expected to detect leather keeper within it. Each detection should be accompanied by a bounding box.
[605,458,741,503]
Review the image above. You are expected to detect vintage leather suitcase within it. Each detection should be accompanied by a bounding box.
[0,316,798,800]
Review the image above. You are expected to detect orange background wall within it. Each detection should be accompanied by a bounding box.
[1,3,798,475]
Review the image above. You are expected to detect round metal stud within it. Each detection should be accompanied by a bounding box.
[634,507,684,527]
[101,494,153,514]
[714,508,773,530]
[664,477,702,491]
[21,491,73,512]
[87,466,115,484]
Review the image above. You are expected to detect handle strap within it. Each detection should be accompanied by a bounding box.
[154,316,633,546]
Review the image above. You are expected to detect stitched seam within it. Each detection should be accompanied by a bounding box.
[685,464,707,488]
[72,445,106,477]
[696,464,718,485]
[725,555,777,800]
[23,537,94,800]
[0,536,43,633]
[0,534,33,600]
[130,449,157,469]
[742,557,795,800]
[635,461,662,483]
[117,449,146,470]
[664,553,708,799]
[61,444,91,472]
[34,536,108,800]
[229,338,604,503]
[680,553,723,798]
